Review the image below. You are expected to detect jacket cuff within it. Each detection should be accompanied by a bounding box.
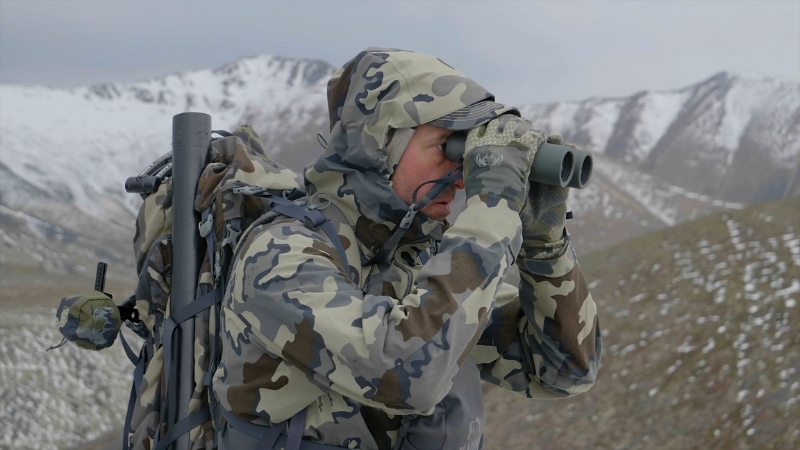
[517,235,577,278]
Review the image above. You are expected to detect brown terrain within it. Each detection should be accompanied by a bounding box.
[1,197,797,449]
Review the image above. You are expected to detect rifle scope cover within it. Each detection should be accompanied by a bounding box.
[445,133,593,189]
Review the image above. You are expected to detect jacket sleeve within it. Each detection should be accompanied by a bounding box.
[470,237,602,398]
[223,194,522,415]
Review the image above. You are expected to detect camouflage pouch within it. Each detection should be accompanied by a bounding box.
[51,291,122,351]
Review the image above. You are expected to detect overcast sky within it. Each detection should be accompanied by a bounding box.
[1,0,798,104]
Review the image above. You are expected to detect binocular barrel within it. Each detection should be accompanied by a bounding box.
[445,134,593,189]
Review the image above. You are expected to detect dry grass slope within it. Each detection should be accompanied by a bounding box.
[482,195,800,449]
[1,197,796,449]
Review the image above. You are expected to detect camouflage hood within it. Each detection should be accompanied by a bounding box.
[305,47,517,255]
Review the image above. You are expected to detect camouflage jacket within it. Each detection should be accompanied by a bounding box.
[212,48,601,449]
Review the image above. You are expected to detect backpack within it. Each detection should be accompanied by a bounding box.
[53,123,350,450]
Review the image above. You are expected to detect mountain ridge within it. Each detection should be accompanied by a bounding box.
[519,70,800,203]
[3,54,797,216]
[0,53,795,276]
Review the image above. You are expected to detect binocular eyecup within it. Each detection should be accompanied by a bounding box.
[445,134,593,189]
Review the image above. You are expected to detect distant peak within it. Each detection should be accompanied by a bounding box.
[87,83,122,100]
[706,70,731,82]
[696,70,795,86]
[213,53,336,73]
[209,53,336,87]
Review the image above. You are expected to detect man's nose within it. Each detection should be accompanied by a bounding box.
[453,175,465,190]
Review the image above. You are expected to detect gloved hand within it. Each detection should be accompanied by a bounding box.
[518,134,575,260]
[463,114,546,212]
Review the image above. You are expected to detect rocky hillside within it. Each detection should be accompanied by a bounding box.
[483,195,800,449]
[520,72,800,204]
[1,195,795,450]
[0,55,800,272]
[2,55,796,277]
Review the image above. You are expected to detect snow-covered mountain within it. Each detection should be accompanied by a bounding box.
[2,55,797,450]
[1,54,797,277]
[519,72,800,204]
[0,54,334,217]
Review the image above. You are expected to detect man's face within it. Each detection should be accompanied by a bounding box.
[391,124,465,222]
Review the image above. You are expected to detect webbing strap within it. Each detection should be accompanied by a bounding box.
[160,289,222,450]
[200,218,223,389]
[162,289,220,380]
[203,285,224,387]
[123,380,137,450]
[122,343,148,450]
[221,407,283,449]
[220,407,336,450]
[153,408,212,450]
[119,331,139,366]
[247,193,354,281]
[132,343,147,396]
[318,219,356,281]
[285,408,307,450]
[228,188,355,279]
[167,290,218,331]
[271,201,325,228]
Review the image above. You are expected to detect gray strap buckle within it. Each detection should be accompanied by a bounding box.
[198,211,214,238]
[232,186,267,196]
[221,222,241,248]
[399,207,418,230]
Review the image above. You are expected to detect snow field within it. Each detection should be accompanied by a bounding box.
[0,308,140,450]
[0,54,332,220]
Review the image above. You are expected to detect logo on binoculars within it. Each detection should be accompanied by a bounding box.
[476,152,503,168]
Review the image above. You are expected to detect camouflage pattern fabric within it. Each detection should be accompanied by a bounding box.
[54,292,122,350]
[214,48,602,449]
[462,114,546,212]
[125,125,304,450]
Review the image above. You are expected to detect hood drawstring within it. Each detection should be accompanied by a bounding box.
[363,168,463,265]
[316,133,328,149]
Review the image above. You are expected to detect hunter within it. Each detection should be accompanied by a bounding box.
[212,47,602,450]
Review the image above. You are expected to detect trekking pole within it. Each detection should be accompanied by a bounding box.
[170,112,211,450]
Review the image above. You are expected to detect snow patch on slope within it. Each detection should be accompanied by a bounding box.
[631,91,690,161]
[582,98,623,152]
[592,159,744,227]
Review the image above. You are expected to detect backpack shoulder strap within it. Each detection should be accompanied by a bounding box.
[232,188,356,282]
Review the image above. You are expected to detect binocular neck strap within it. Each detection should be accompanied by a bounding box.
[363,169,463,266]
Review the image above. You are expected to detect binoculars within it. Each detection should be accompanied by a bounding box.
[445,134,593,189]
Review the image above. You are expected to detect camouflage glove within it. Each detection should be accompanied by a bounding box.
[518,134,575,260]
[463,114,546,212]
